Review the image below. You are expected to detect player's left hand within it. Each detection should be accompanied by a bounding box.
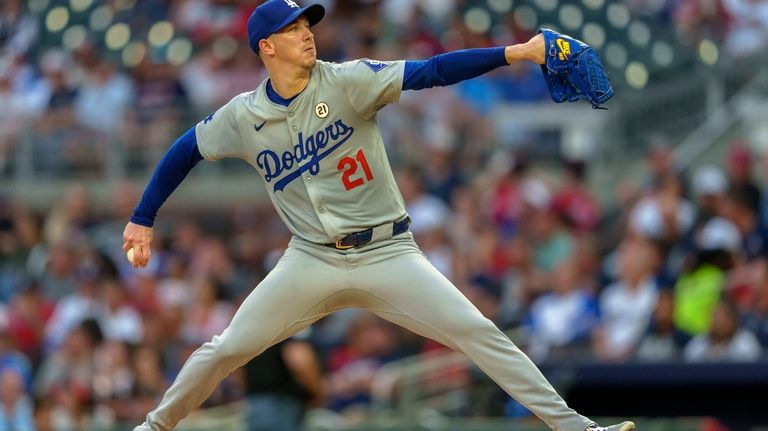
[123,222,153,268]
[537,28,613,109]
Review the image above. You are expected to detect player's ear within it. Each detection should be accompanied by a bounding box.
[259,39,275,56]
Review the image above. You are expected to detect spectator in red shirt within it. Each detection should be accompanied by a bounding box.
[552,160,601,232]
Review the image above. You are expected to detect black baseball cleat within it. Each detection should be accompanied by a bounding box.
[585,421,636,431]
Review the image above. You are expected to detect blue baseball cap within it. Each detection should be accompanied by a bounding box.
[247,0,325,54]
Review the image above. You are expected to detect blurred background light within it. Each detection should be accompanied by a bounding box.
[464,7,493,34]
[122,42,146,68]
[582,0,604,10]
[46,7,70,33]
[651,40,674,67]
[625,61,649,88]
[534,0,559,12]
[105,23,130,51]
[605,42,628,68]
[582,23,606,49]
[559,5,584,31]
[487,0,513,14]
[70,0,93,13]
[514,6,538,31]
[62,25,87,51]
[699,39,719,65]
[90,5,114,32]
[114,0,136,11]
[606,3,631,29]
[167,38,194,65]
[148,21,175,48]
[628,21,651,47]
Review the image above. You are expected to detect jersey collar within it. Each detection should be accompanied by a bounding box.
[259,62,320,112]
[266,79,300,107]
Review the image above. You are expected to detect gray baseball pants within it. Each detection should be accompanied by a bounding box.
[135,233,592,431]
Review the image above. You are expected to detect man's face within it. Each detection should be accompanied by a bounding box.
[266,16,316,68]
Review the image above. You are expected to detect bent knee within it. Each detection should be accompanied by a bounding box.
[209,334,255,363]
[209,331,275,364]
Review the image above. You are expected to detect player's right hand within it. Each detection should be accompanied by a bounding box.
[123,222,153,268]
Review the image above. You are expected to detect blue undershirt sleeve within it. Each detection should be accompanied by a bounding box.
[130,127,203,227]
[402,47,508,91]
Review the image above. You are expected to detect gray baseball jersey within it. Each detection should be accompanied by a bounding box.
[195,59,407,244]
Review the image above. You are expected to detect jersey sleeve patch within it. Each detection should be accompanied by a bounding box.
[361,59,393,73]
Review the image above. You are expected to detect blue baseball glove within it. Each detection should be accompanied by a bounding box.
[538,28,613,109]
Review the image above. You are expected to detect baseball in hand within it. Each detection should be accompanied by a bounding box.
[127,248,135,264]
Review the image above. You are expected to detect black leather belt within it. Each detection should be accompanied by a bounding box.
[326,216,411,250]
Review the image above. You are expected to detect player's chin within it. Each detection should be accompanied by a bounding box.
[302,54,317,68]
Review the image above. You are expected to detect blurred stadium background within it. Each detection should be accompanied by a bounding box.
[1,0,768,430]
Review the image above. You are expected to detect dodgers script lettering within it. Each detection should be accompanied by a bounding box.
[256,119,355,192]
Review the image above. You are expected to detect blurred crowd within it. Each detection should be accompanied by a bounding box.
[3,139,768,428]
[2,0,766,175]
[663,0,768,59]
[2,0,768,430]
[0,0,553,177]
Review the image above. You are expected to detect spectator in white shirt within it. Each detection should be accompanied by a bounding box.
[594,235,662,361]
[526,257,599,361]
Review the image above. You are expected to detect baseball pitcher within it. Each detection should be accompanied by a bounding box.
[123,1,630,430]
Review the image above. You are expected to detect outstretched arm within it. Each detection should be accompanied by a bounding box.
[123,127,203,268]
[402,34,544,91]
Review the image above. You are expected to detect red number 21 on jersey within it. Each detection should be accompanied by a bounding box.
[338,149,374,191]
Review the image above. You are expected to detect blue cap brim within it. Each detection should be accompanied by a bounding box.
[274,4,325,35]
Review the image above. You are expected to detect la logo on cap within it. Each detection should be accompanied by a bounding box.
[284,0,300,8]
